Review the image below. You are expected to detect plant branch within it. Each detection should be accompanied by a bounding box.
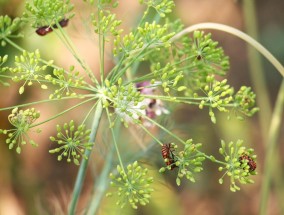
[68,101,103,215]
[31,97,96,127]
[170,23,284,77]
[259,79,284,215]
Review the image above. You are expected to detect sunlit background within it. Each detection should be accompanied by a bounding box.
[0,0,284,214]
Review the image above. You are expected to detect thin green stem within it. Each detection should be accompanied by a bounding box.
[198,151,227,166]
[86,120,121,215]
[170,23,284,77]
[106,53,126,81]
[242,0,272,141]
[1,74,94,92]
[86,144,114,215]
[242,3,284,214]
[97,7,105,84]
[68,101,103,215]
[4,38,61,70]
[32,97,96,127]
[144,115,185,145]
[81,101,99,125]
[99,35,105,83]
[4,37,25,52]
[259,79,284,215]
[141,119,225,165]
[0,96,88,112]
[4,37,96,86]
[139,124,163,146]
[111,43,152,82]
[55,25,99,85]
[127,72,154,84]
[105,108,125,172]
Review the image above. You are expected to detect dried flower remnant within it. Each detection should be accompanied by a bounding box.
[136,81,169,125]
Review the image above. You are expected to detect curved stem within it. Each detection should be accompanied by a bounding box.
[259,79,284,215]
[170,23,284,77]
[68,101,103,215]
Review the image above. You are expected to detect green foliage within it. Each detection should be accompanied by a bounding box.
[10,49,52,94]
[159,140,205,186]
[45,66,88,99]
[0,15,22,46]
[150,62,185,93]
[232,86,259,119]
[0,0,262,211]
[0,54,10,86]
[198,75,234,123]
[92,10,122,37]
[49,120,93,165]
[218,140,257,192]
[0,54,8,66]
[0,108,41,153]
[101,79,145,127]
[108,161,154,209]
[146,30,230,96]
[83,0,118,8]
[194,75,258,123]
[23,0,74,28]
[191,31,230,75]
[113,21,174,57]
[175,140,205,185]
[139,0,175,17]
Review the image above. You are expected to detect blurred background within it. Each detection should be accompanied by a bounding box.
[0,0,284,214]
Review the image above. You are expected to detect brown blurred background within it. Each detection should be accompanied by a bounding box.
[0,0,284,214]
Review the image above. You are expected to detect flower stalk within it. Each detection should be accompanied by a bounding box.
[68,101,103,215]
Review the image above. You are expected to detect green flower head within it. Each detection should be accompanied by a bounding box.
[0,15,22,46]
[218,140,257,192]
[108,161,154,209]
[0,107,41,154]
[49,120,93,165]
[23,0,74,28]
[11,49,53,94]
[159,140,205,186]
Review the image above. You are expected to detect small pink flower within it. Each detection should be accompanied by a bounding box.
[136,81,155,95]
[135,81,169,125]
